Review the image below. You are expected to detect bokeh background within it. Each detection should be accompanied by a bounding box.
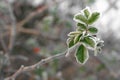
[0,0,120,80]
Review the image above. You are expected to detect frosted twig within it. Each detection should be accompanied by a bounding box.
[5,42,80,80]
[5,51,66,80]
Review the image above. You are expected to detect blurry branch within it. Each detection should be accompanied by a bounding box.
[10,55,28,61]
[2,2,63,42]
[6,26,58,40]
[5,25,58,41]
[18,5,48,28]
[0,20,8,53]
[0,35,8,53]
[0,4,47,53]
[18,27,39,35]
[2,5,53,41]
[16,0,65,29]
[3,5,58,41]
[18,0,65,27]
[5,0,17,53]
[19,27,59,41]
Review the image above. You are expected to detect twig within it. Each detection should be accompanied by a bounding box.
[5,51,66,80]
[5,42,80,80]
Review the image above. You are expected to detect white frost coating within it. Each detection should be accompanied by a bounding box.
[81,6,91,14]
[67,31,81,36]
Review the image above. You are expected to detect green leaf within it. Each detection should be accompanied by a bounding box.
[67,38,74,48]
[82,37,95,48]
[75,44,89,64]
[88,27,98,34]
[83,8,90,18]
[74,34,82,44]
[74,13,88,24]
[88,12,100,24]
[77,23,87,30]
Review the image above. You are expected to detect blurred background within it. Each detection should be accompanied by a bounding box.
[0,0,120,80]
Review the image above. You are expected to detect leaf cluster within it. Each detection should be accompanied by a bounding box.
[66,7,104,64]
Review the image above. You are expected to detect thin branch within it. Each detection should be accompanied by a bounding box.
[5,42,80,80]
[5,51,66,80]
